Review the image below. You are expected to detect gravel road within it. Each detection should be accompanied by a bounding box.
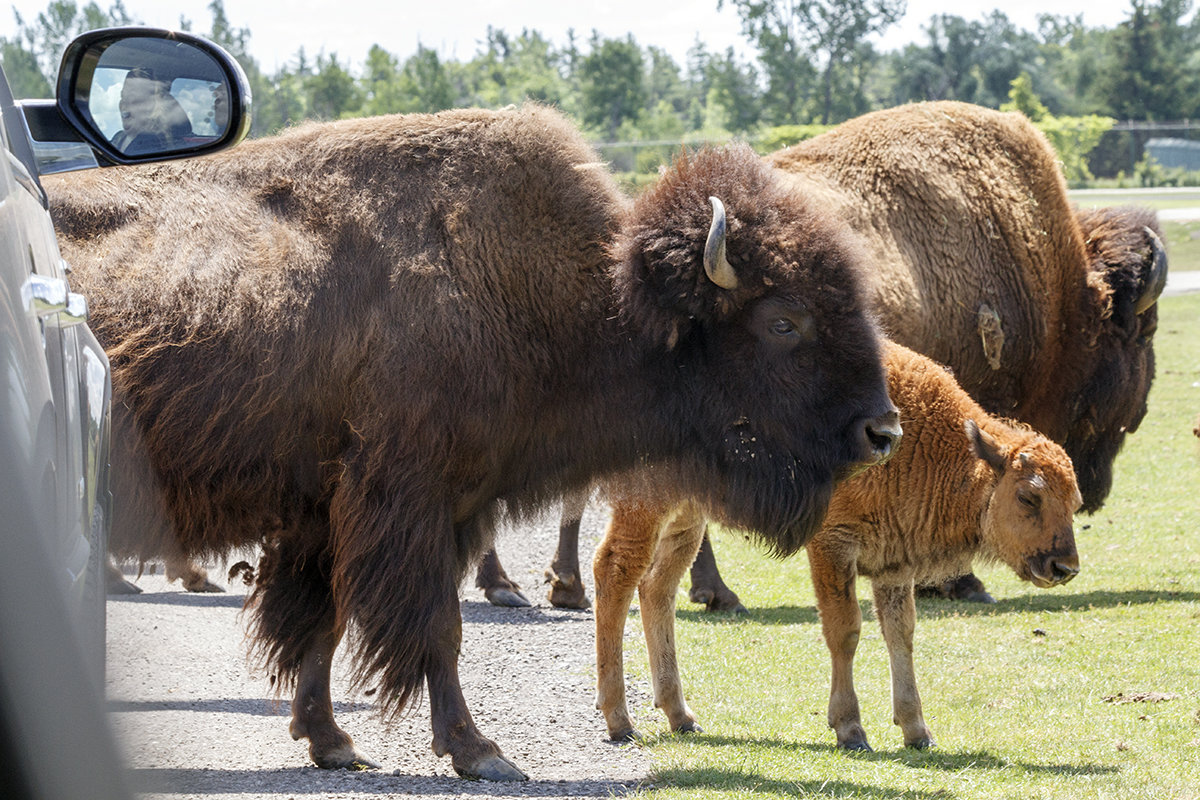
[106,498,653,799]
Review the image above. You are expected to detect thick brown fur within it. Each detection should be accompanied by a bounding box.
[770,100,1164,513]
[46,105,897,776]
[592,341,1081,748]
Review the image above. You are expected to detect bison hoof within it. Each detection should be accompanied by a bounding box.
[107,577,143,595]
[454,753,528,781]
[701,590,747,614]
[675,720,703,735]
[312,745,380,770]
[183,577,225,593]
[838,739,873,752]
[546,580,590,610]
[906,736,936,750]
[484,587,531,608]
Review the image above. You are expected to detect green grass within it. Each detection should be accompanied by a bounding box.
[620,293,1200,799]
[1162,219,1200,272]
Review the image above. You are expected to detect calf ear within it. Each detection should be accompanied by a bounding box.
[966,419,1007,475]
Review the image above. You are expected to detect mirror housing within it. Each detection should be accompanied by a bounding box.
[52,27,251,166]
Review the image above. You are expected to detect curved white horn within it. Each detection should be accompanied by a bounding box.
[704,196,738,290]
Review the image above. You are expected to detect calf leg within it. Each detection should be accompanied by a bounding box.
[474,548,531,607]
[687,532,745,613]
[545,489,589,609]
[593,502,662,741]
[808,537,870,750]
[872,580,935,749]
[638,514,706,735]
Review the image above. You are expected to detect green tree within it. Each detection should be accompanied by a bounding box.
[398,45,454,113]
[1,0,131,93]
[579,33,646,138]
[305,52,362,120]
[705,47,762,132]
[718,0,817,123]
[361,44,407,116]
[1094,0,1198,120]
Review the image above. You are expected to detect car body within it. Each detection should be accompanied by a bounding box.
[0,27,249,798]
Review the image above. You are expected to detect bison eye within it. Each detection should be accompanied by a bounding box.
[1017,490,1041,511]
[771,318,796,337]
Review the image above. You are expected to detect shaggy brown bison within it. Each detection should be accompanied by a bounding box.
[591,341,1081,747]
[46,105,901,780]
[478,99,1164,609]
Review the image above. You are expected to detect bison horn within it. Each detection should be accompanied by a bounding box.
[1135,226,1168,315]
[704,196,739,290]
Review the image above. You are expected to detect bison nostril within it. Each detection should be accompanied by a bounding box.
[864,415,902,462]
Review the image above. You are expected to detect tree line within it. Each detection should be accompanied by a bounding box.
[3,0,1199,179]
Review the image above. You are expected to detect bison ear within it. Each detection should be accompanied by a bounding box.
[966,419,1007,476]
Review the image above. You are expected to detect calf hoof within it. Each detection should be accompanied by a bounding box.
[484,587,531,608]
[545,572,590,609]
[905,736,936,750]
[608,726,642,743]
[454,753,528,781]
[838,739,873,752]
[674,720,703,735]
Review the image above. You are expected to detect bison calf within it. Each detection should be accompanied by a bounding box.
[592,341,1080,747]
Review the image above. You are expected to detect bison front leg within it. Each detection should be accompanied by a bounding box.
[808,537,871,751]
[425,600,527,780]
[289,625,379,769]
[593,502,662,742]
[872,580,935,749]
[638,514,707,735]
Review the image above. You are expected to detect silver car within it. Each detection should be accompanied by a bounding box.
[0,27,249,798]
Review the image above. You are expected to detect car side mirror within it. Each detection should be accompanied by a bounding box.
[53,27,251,166]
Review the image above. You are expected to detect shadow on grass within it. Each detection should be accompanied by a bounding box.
[648,765,954,799]
[916,588,1200,618]
[676,588,1200,627]
[644,733,1118,795]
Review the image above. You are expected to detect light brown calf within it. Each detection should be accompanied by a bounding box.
[593,342,1082,748]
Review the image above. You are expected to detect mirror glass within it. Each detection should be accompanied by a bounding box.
[83,37,231,157]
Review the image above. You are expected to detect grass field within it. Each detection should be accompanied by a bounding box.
[620,292,1200,799]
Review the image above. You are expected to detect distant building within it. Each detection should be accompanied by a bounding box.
[1145,138,1200,171]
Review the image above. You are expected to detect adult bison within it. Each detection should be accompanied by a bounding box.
[478,100,1166,609]
[766,100,1163,600]
[46,105,900,780]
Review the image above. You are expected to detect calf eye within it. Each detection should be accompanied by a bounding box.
[1017,490,1041,511]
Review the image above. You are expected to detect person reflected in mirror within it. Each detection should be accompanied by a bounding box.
[111,68,195,155]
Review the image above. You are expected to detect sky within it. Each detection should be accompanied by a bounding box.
[3,1,1136,73]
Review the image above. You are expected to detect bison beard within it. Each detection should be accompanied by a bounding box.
[47,105,899,779]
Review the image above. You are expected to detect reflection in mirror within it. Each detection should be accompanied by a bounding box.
[86,37,230,157]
